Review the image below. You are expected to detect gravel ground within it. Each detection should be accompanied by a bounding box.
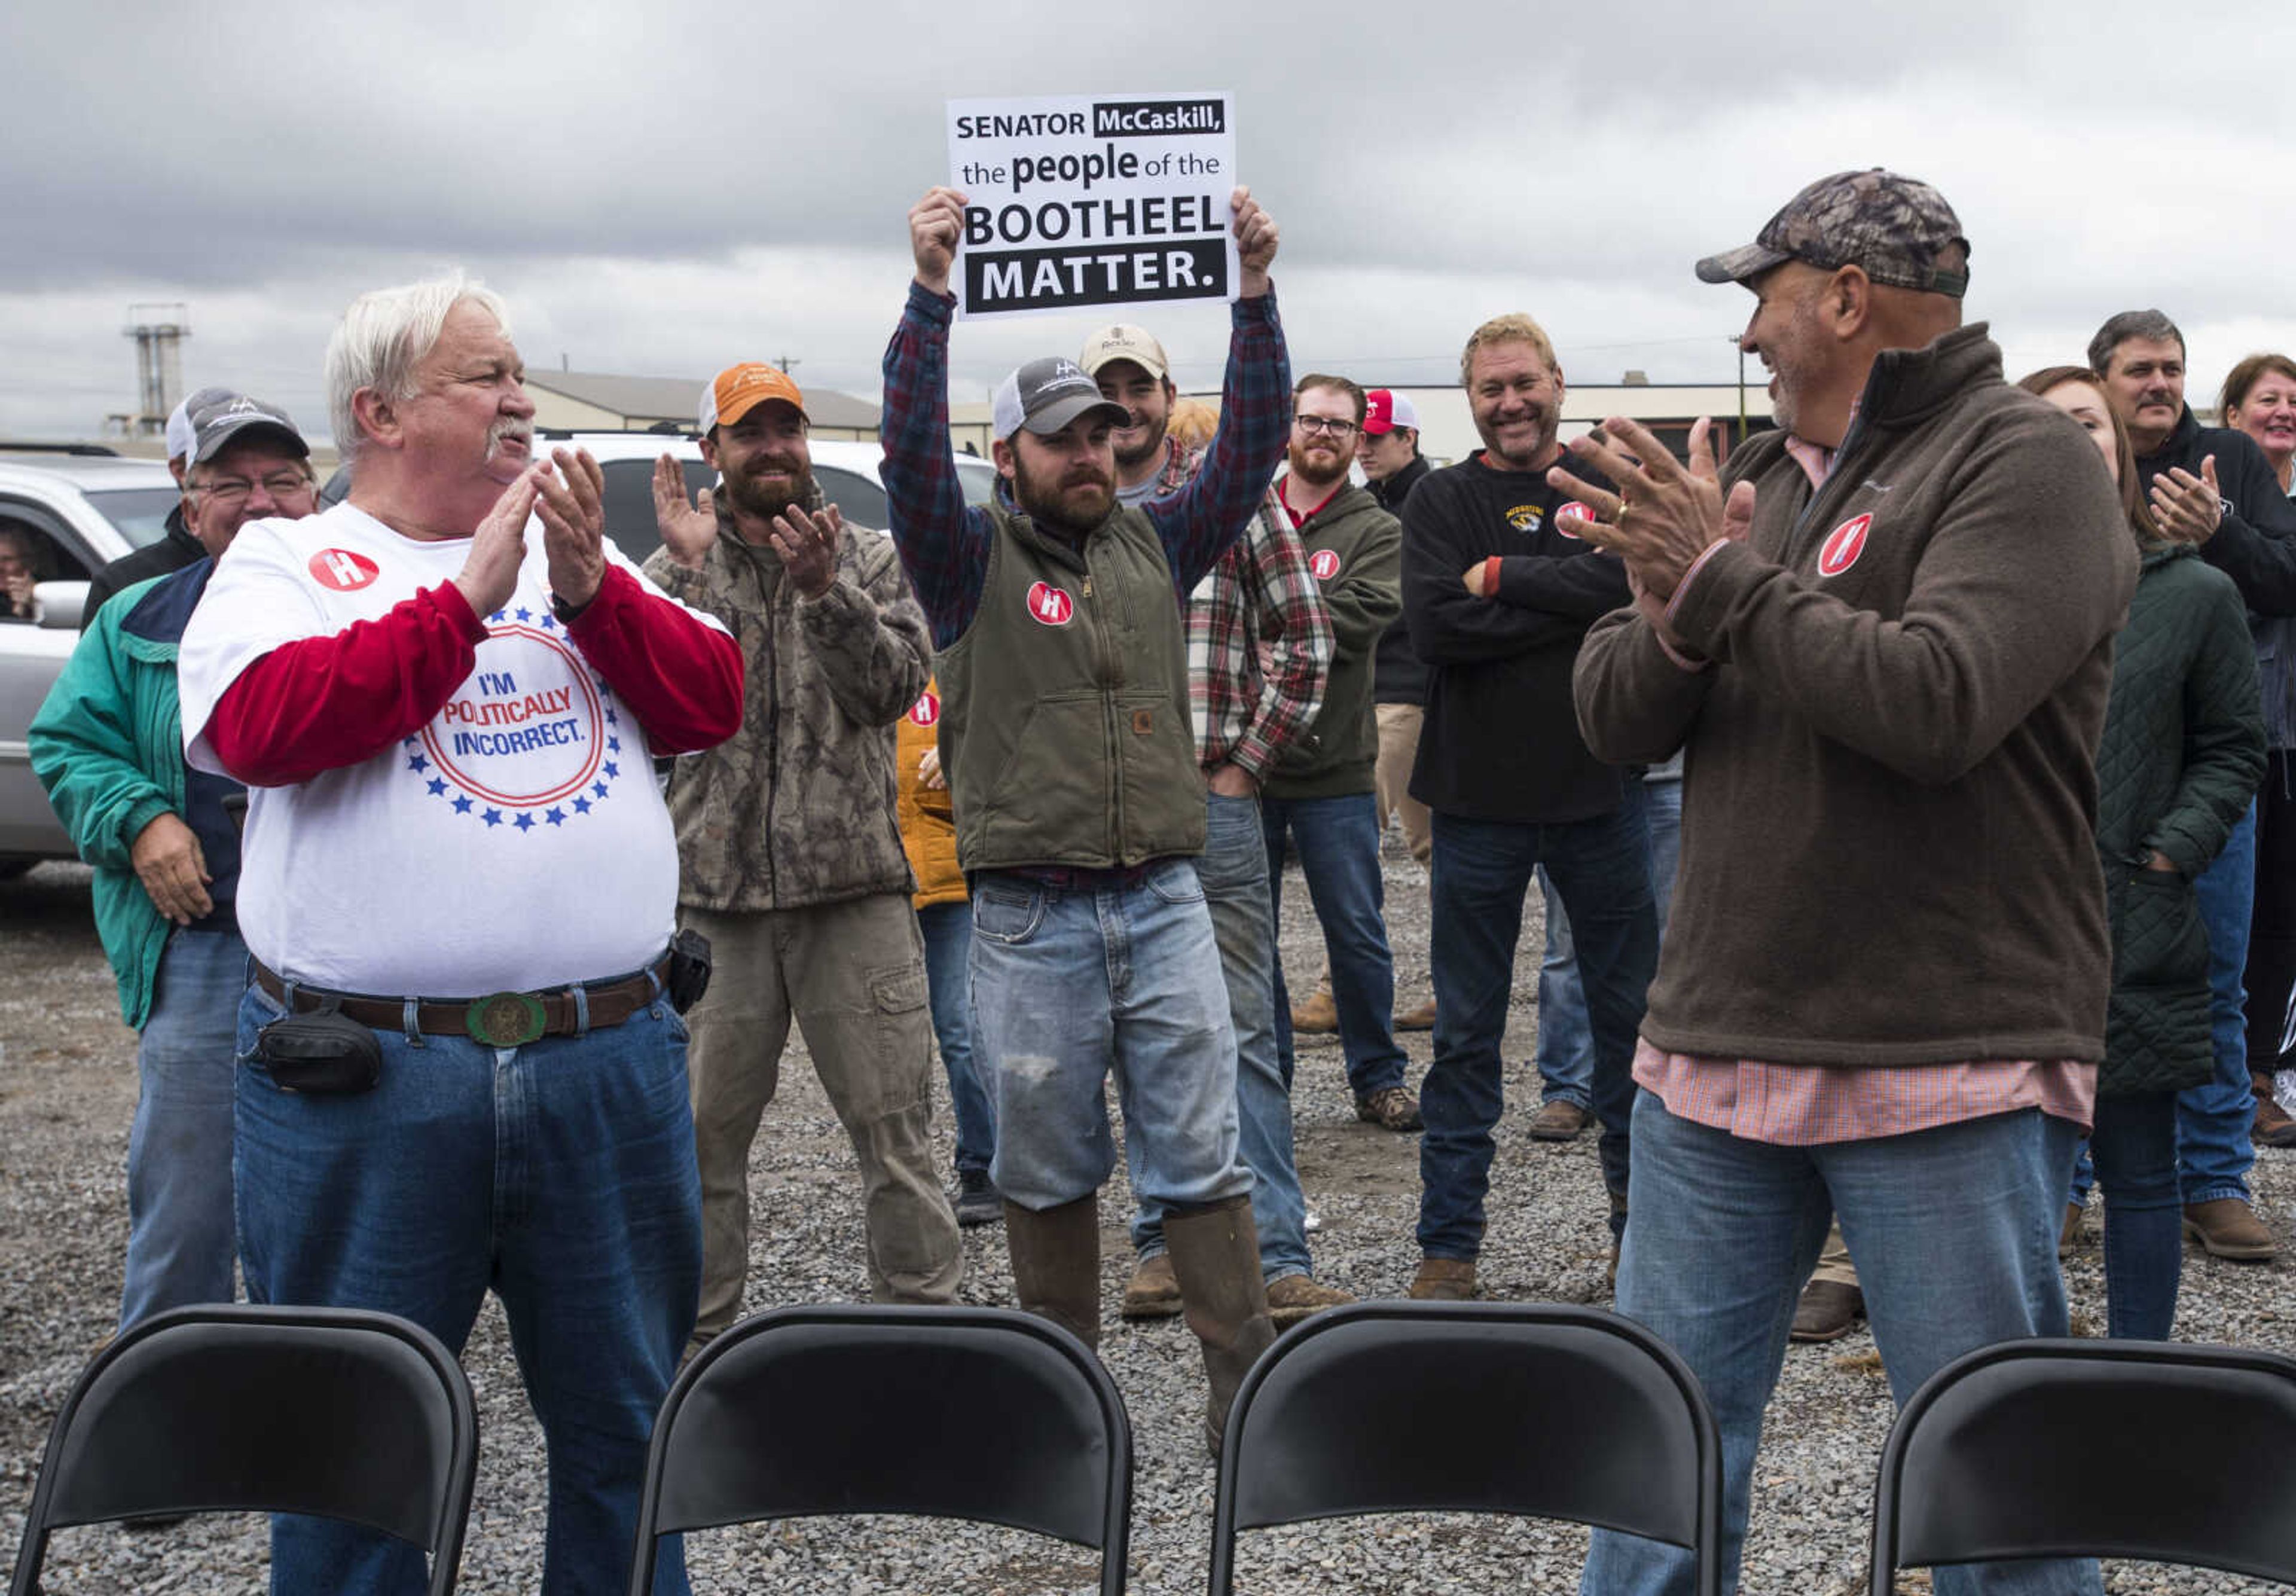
[7,848,2296,1594]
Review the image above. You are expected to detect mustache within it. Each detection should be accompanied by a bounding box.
[486,418,534,453]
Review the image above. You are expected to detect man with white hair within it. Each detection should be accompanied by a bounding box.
[178,274,744,1596]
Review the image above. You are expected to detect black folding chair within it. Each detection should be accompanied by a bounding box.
[8,1303,478,1596]
[1870,1337,2296,1592]
[628,1304,1132,1595]
[1208,1300,1722,1595]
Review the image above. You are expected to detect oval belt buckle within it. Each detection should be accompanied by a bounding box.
[467,991,548,1046]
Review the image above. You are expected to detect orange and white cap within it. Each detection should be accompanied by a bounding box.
[699,362,807,433]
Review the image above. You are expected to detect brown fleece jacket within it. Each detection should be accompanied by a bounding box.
[1573,323,2138,1066]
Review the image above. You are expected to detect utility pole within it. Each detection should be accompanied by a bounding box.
[774,355,801,379]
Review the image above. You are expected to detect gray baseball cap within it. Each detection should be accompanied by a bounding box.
[1696,168,1971,298]
[165,386,237,464]
[992,356,1131,440]
[187,390,309,463]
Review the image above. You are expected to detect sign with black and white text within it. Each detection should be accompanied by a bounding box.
[945,92,1238,319]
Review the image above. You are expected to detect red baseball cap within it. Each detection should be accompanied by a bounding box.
[1363,389,1419,436]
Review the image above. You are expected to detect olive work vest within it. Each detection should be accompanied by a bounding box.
[938,501,1206,871]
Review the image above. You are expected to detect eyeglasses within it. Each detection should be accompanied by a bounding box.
[187,472,317,507]
[1293,414,1359,437]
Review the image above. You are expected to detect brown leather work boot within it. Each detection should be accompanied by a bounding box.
[1004,1194,1103,1349]
[1789,1280,1864,1342]
[1407,1256,1477,1301]
[2254,1075,2296,1148]
[1394,997,1437,1032]
[1290,989,1339,1034]
[1120,1251,1184,1320]
[1165,1196,1277,1451]
[2182,1197,2279,1262]
[1528,1099,1590,1142]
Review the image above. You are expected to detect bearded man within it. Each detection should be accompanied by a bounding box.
[881,183,1292,1448]
[643,362,960,1354]
[1259,374,1418,1131]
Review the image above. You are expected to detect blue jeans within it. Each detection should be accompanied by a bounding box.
[2179,802,2257,1203]
[1420,804,1656,1256]
[1133,794,1310,1279]
[918,900,994,1177]
[120,927,247,1329]
[1264,791,1409,1098]
[2089,1091,2182,1339]
[234,982,701,1596]
[1585,1096,2098,1596]
[1642,772,1682,930]
[1538,774,1677,1109]
[969,860,1248,1213]
[1532,867,1594,1109]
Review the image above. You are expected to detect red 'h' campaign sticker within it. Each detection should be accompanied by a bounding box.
[1308,548,1341,580]
[1817,514,1873,577]
[908,691,941,727]
[1555,502,1592,539]
[1025,581,1074,625]
[309,548,381,591]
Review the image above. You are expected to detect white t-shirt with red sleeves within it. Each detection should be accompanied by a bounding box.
[179,502,713,996]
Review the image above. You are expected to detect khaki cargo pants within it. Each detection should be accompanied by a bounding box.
[682,895,961,1346]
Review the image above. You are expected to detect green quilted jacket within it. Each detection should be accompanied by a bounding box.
[2096,543,2266,1095]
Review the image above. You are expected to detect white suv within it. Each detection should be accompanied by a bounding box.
[0,450,183,871]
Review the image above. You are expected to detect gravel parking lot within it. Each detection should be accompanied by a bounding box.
[7,848,2296,1594]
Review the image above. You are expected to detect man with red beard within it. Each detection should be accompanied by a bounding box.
[882,184,1293,1448]
[1261,374,1417,1133]
[1401,315,1658,1302]
[644,364,960,1353]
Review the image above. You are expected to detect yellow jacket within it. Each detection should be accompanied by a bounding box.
[896,680,966,909]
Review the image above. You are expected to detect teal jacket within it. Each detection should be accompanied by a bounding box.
[28,563,229,1027]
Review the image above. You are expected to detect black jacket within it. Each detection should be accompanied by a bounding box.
[84,505,200,628]
[2135,407,2296,747]
[1372,454,1432,704]
[1403,451,1628,822]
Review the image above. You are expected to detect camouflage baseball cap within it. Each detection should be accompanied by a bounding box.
[1695,168,1971,298]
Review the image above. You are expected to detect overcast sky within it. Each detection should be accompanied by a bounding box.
[7,0,2293,445]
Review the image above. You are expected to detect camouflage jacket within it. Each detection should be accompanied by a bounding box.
[642,499,931,912]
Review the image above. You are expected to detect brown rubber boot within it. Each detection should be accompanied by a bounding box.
[1003,1194,1102,1351]
[1164,1195,1278,1451]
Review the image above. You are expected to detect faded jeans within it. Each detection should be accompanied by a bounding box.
[1133,794,1310,1280]
[970,860,1249,1213]
[120,926,246,1328]
[1585,1096,2098,1596]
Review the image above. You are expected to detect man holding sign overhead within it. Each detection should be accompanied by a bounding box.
[881,173,1288,1448]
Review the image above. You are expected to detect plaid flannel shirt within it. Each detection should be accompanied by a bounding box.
[1149,435,1332,780]
[879,280,1293,649]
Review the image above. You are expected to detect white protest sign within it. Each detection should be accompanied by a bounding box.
[945,91,1238,319]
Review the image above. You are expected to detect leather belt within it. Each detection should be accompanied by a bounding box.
[252,955,670,1047]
